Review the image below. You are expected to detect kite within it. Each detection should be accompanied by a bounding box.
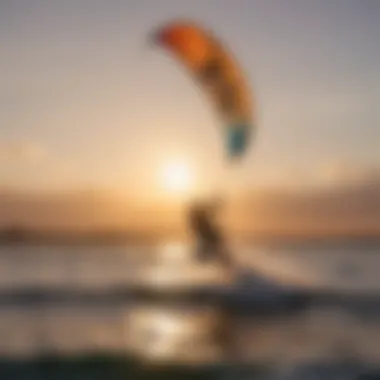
[151,20,255,160]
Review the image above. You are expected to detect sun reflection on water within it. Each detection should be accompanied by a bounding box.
[126,305,224,363]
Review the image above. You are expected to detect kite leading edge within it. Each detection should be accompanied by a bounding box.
[151,20,255,161]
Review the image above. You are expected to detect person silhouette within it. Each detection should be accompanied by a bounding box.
[187,199,233,270]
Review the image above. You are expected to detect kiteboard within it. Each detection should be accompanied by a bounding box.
[133,247,310,313]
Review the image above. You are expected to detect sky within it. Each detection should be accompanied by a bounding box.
[1,0,380,232]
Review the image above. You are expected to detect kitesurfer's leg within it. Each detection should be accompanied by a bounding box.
[195,238,208,261]
[197,230,234,272]
[218,245,234,272]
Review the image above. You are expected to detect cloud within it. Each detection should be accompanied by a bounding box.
[227,166,380,236]
[0,140,45,163]
[252,160,380,192]
[313,160,380,188]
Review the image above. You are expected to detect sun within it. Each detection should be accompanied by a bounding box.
[161,161,193,195]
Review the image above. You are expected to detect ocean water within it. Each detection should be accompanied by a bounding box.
[0,242,379,379]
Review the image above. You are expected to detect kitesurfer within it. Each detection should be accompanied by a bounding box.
[187,199,233,270]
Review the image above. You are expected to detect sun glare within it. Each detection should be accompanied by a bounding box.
[161,161,193,195]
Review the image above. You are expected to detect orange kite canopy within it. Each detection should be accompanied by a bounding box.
[151,20,255,160]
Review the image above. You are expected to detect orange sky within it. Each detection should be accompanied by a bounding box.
[1,2,380,238]
[1,167,379,237]
[1,1,380,194]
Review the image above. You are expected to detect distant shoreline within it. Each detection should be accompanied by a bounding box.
[1,227,380,247]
